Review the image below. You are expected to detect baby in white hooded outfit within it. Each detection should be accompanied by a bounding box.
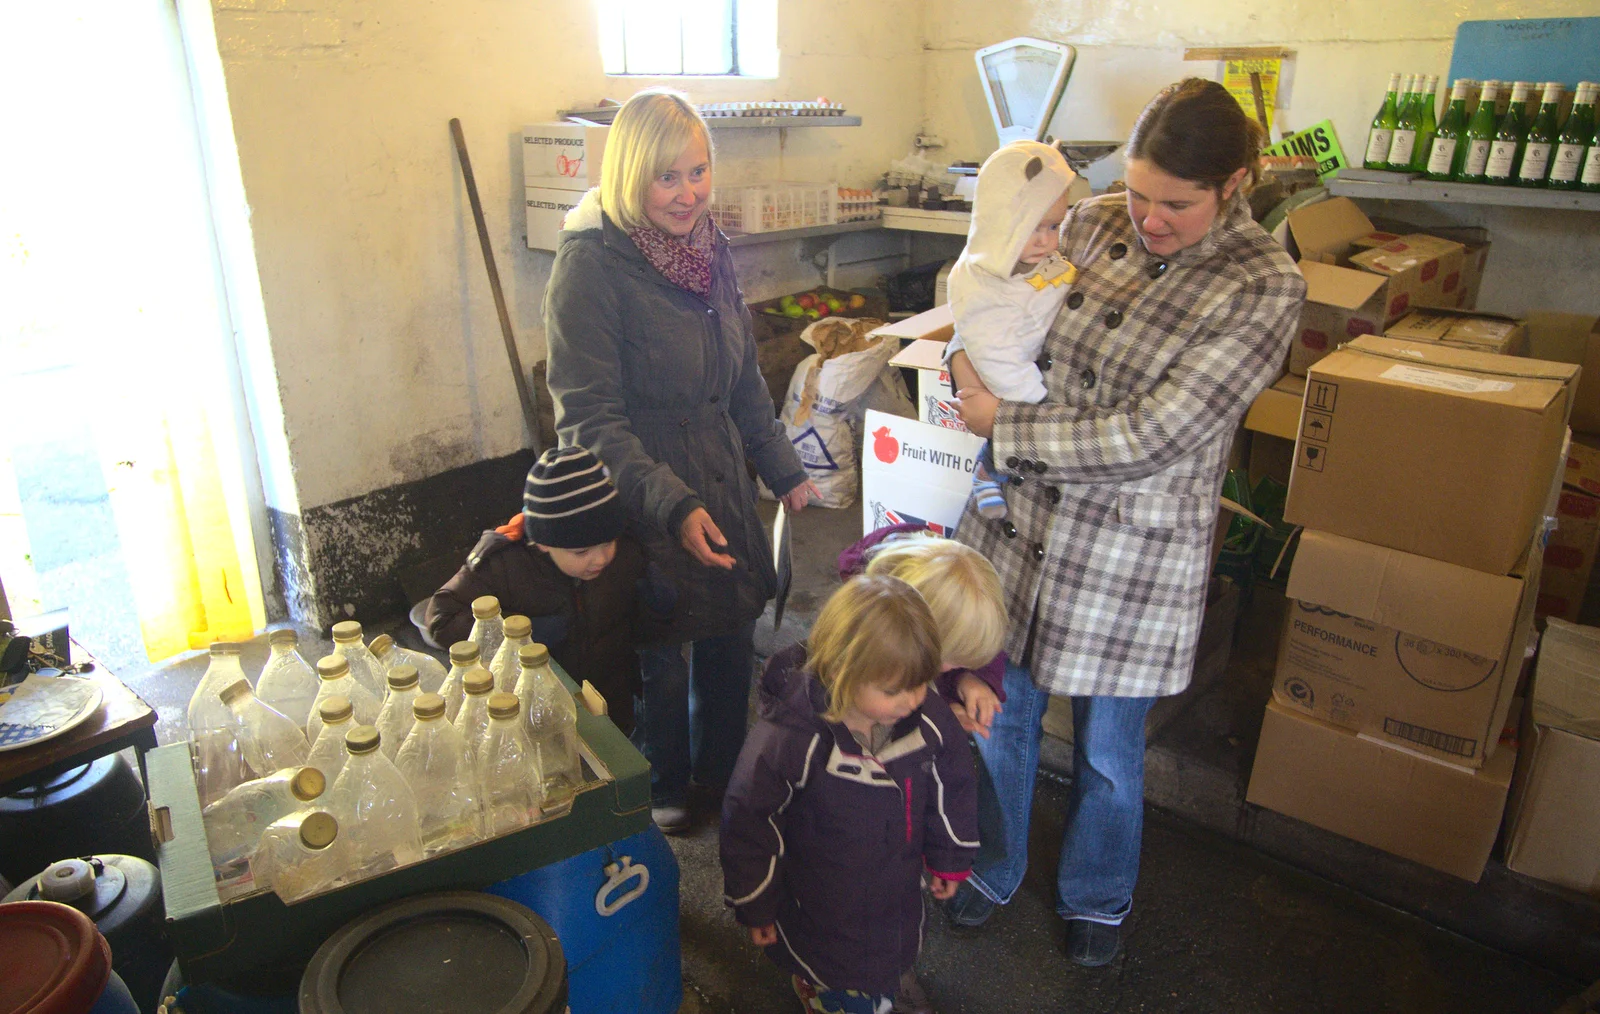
[947,140,1078,519]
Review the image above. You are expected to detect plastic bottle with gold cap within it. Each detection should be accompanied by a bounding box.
[439,641,486,723]
[375,665,422,760]
[368,632,449,695]
[200,765,327,891]
[330,620,387,699]
[308,654,382,742]
[306,695,355,786]
[489,615,534,693]
[252,810,346,903]
[478,692,543,835]
[469,596,506,679]
[220,677,309,777]
[256,628,319,727]
[514,642,582,806]
[453,666,498,766]
[327,725,424,881]
[188,644,250,807]
[395,692,484,855]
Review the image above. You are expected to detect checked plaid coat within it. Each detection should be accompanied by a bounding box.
[954,191,1305,698]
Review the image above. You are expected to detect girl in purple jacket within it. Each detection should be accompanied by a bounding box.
[720,575,979,1012]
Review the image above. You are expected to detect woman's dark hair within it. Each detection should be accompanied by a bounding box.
[1125,78,1266,193]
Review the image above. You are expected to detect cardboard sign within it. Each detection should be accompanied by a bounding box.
[859,409,985,537]
[1265,120,1347,179]
[1223,58,1280,131]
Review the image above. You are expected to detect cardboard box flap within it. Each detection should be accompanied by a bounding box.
[1299,260,1388,311]
[1328,336,1577,411]
[1287,529,1525,659]
[869,303,954,344]
[1243,374,1303,439]
[1566,438,1600,496]
[888,338,949,372]
[1287,196,1376,263]
[1386,309,1523,344]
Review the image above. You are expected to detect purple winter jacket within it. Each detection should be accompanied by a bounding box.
[720,644,979,996]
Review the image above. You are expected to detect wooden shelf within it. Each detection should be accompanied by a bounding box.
[1327,176,1600,212]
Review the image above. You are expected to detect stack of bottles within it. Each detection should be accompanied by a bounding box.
[185,613,586,904]
[1363,73,1600,189]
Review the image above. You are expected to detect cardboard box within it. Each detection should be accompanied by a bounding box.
[1284,336,1577,574]
[1290,261,1388,375]
[1531,617,1600,738]
[1505,717,1600,896]
[1243,373,1306,440]
[1539,489,1600,623]
[1526,311,1600,436]
[1247,699,1517,882]
[522,122,607,190]
[1276,528,1539,766]
[889,337,965,431]
[1348,234,1467,312]
[1352,220,1491,310]
[1384,309,1528,357]
[525,185,585,252]
[859,409,985,536]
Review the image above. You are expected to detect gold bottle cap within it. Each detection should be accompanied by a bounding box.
[503,615,532,639]
[517,643,550,667]
[209,643,241,656]
[449,641,480,664]
[487,692,521,720]
[318,695,353,723]
[268,628,299,646]
[463,668,494,695]
[291,766,326,801]
[299,812,338,850]
[218,678,252,705]
[316,655,350,680]
[470,596,501,619]
[331,620,364,643]
[387,664,420,691]
[412,693,447,720]
[344,725,381,755]
[369,633,394,657]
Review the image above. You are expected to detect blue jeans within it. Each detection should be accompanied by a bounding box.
[634,622,756,806]
[969,661,1155,925]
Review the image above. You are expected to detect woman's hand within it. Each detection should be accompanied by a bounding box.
[929,876,961,901]
[781,480,818,513]
[955,387,999,439]
[954,674,1002,739]
[749,924,778,946]
[680,507,736,569]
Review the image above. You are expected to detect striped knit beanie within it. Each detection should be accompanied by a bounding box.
[523,446,627,549]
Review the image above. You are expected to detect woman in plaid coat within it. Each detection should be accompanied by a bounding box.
[941,79,1307,967]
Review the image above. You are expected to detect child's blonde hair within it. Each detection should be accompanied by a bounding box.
[600,88,713,232]
[865,537,1007,670]
[808,575,941,722]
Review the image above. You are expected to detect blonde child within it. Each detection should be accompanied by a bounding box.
[720,575,979,1014]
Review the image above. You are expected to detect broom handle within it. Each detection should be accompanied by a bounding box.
[450,117,542,451]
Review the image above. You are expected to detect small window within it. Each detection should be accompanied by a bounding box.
[598,0,777,78]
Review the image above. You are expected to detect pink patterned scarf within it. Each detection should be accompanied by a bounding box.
[628,213,715,297]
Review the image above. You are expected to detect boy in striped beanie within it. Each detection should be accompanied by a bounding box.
[425,445,664,734]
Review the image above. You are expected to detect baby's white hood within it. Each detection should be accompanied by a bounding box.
[956,141,1076,279]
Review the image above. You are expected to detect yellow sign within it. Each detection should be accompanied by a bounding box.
[1223,59,1280,132]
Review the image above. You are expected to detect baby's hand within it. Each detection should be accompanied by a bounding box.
[749,924,778,947]
[955,674,1002,739]
[929,876,960,901]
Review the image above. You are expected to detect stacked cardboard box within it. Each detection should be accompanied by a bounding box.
[1527,314,1600,622]
[523,123,608,252]
[1248,335,1578,881]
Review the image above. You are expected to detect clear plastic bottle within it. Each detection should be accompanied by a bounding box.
[395,693,484,856]
[368,633,449,695]
[469,596,506,677]
[439,641,483,723]
[201,766,326,891]
[375,665,421,760]
[477,693,543,836]
[308,654,382,743]
[305,695,355,788]
[452,667,497,767]
[513,643,583,806]
[255,628,319,728]
[330,620,387,700]
[326,725,424,882]
[489,615,534,693]
[220,678,309,778]
[251,810,345,903]
[188,645,249,808]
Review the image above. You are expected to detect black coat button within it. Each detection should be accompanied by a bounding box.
[1066,291,1084,310]
[1038,355,1053,372]
[1046,486,1061,505]
[1032,460,1047,474]
[1009,474,1025,486]
[1081,369,1096,389]
[1148,261,1168,279]
[1109,243,1128,260]
[1002,522,1018,539]
[1031,542,1046,561]
[1105,309,1123,329]
[1006,456,1020,469]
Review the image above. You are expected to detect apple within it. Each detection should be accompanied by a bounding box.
[783,304,805,318]
[796,293,817,310]
[804,308,821,319]
[848,293,867,310]
[779,294,797,309]
[815,304,832,317]
[825,296,844,313]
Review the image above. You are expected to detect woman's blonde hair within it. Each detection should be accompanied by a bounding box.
[865,537,1007,670]
[808,575,941,722]
[599,88,713,232]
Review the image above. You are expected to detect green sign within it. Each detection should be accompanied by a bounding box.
[1265,120,1348,179]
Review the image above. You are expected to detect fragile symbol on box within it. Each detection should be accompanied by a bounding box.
[1298,443,1327,472]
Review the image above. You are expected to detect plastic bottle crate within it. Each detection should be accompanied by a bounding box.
[709,182,837,234]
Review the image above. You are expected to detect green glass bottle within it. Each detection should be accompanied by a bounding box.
[1517,82,1565,186]
[1484,81,1534,185]
[1364,73,1402,169]
[1582,100,1600,192]
[1425,79,1472,180]
[1548,82,1594,190]
[1410,75,1440,172]
[1387,74,1423,169]
[1456,80,1502,182]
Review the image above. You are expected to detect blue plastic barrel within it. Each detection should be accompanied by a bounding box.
[486,826,681,1014]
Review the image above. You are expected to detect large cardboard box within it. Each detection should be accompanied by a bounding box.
[522,122,607,190]
[1384,309,1528,357]
[524,186,585,252]
[1276,529,1540,766]
[859,409,984,536]
[1284,336,1577,574]
[1505,717,1600,896]
[1247,699,1517,882]
[1538,441,1600,623]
